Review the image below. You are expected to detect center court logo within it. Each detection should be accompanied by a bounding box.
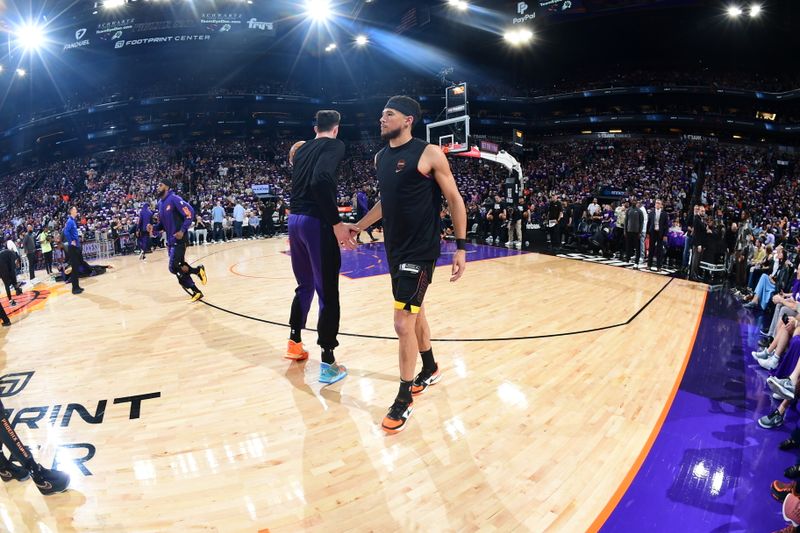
[517,2,528,14]
[75,28,86,40]
[0,372,35,397]
[1,370,162,476]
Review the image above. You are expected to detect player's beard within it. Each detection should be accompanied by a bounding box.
[380,126,403,142]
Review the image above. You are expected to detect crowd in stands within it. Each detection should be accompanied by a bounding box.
[0,136,795,284]
[5,69,799,128]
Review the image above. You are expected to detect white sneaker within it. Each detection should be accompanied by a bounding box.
[752,348,771,360]
[768,376,795,400]
[758,354,780,370]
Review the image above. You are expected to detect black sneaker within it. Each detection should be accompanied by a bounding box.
[381,398,413,434]
[781,437,800,451]
[0,459,30,482]
[190,287,204,302]
[31,465,70,495]
[772,480,796,502]
[2,320,10,327]
[411,365,442,396]
[759,409,785,429]
[72,288,84,295]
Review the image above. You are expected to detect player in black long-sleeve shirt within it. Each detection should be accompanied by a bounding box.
[285,110,357,385]
[0,397,70,494]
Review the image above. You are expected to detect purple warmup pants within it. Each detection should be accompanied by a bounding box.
[288,214,341,350]
[168,240,197,291]
[138,235,150,255]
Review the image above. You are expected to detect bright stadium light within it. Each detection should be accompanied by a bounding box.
[727,5,743,17]
[0,65,4,73]
[504,28,534,46]
[15,23,46,51]
[104,0,125,8]
[16,68,26,77]
[749,4,762,17]
[355,34,368,46]
[448,0,468,11]
[324,42,337,52]
[306,0,332,22]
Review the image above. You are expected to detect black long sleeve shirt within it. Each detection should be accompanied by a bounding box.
[289,138,345,226]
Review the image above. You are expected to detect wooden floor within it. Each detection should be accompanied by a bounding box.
[0,238,707,532]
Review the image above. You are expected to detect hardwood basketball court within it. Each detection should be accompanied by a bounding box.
[0,238,706,531]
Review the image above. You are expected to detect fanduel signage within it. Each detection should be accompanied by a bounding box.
[64,28,90,51]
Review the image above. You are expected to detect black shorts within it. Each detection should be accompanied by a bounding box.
[390,260,435,314]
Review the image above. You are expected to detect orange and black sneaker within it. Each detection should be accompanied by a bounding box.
[285,340,309,361]
[771,480,795,502]
[411,365,442,396]
[381,398,413,435]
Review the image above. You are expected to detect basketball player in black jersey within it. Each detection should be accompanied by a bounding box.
[354,96,467,434]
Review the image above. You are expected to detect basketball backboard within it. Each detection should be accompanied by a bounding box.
[426,115,470,154]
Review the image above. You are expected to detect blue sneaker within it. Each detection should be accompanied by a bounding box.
[319,362,347,384]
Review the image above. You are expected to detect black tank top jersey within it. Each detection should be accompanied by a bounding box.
[376,138,442,266]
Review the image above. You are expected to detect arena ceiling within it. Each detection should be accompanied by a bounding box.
[0,0,797,119]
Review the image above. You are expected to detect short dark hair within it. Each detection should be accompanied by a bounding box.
[385,95,421,127]
[315,110,341,133]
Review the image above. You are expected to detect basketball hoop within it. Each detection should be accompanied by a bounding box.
[441,142,465,155]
